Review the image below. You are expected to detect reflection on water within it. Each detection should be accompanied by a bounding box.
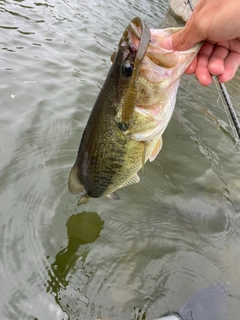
[1,0,240,319]
[47,211,104,315]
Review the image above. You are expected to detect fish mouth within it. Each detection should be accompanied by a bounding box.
[114,24,202,142]
[115,17,151,132]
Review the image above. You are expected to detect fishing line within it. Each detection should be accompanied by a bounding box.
[213,77,236,134]
[186,0,240,142]
[142,13,150,20]
[188,73,239,112]
[185,74,240,153]
[213,79,240,153]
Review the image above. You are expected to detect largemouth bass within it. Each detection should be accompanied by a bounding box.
[68,17,201,204]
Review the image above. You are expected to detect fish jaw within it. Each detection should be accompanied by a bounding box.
[130,79,180,141]
[117,27,202,142]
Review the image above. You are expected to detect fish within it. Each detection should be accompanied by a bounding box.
[68,16,202,205]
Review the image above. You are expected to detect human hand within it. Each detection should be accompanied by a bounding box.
[161,0,240,86]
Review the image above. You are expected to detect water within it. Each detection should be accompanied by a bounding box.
[1,0,240,319]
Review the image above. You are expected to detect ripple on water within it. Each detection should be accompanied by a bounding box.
[1,0,240,319]
[0,155,71,319]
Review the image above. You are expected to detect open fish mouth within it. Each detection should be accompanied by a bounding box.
[115,19,202,142]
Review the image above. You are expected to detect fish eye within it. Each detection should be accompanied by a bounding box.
[122,61,134,77]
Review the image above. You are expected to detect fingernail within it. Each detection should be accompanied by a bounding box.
[160,37,173,50]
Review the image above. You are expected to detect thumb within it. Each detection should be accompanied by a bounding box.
[161,25,202,51]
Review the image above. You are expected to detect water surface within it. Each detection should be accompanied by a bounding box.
[1,0,240,319]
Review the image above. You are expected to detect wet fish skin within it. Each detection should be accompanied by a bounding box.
[68,17,202,204]
[68,18,150,201]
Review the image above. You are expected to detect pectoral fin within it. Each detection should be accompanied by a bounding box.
[68,163,85,194]
[141,141,147,175]
[149,136,163,162]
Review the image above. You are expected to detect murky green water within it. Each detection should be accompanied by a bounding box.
[1,0,240,319]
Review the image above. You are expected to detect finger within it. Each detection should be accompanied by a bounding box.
[160,16,205,51]
[185,56,197,74]
[195,42,215,86]
[169,10,208,51]
[170,24,200,51]
[218,51,240,82]
[208,45,229,75]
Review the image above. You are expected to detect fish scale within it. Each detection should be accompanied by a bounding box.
[68,17,202,204]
